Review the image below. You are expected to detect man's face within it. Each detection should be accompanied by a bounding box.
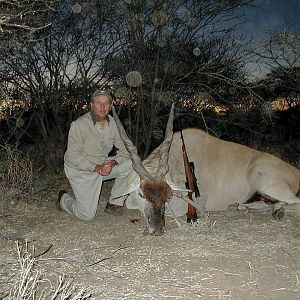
[91,95,112,119]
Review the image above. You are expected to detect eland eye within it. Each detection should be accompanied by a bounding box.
[138,192,145,198]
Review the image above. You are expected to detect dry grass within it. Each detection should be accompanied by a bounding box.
[1,166,300,299]
[1,191,300,299]
[0,146,92,299]
[6,242,91,300]
[0,145,33,206]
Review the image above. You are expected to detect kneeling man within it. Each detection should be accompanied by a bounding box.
[58,89,132,220]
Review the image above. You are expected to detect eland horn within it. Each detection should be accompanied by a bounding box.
[155,103,175,179]
[112,106,151,180]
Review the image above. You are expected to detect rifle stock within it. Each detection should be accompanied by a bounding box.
[181,131,199,222]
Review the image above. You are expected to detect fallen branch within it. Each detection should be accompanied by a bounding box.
[87,245,129,267]
[34,244,53,258]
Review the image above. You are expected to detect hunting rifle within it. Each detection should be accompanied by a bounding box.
[180,130,200,223]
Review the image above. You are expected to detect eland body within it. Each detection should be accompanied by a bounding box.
[112,107,300,235]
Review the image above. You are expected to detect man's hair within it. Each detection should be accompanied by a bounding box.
[90,89,112,102]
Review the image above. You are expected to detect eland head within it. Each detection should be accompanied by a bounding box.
[112,104,175,235]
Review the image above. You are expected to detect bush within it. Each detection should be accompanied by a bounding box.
[0,145,33,206]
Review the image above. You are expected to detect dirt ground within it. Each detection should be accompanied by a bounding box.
[1,176,300,300]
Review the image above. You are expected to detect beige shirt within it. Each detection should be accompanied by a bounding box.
[64,112,130,172]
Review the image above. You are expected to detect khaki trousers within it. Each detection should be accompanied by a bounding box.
[61,160,132,221]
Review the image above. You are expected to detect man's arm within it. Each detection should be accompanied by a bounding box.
[64,123,96,172]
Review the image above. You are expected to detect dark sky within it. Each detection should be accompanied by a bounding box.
[240,0,300,77]
[243,0,300,39]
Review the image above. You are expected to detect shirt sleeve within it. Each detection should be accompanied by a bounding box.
[65,122,96,172]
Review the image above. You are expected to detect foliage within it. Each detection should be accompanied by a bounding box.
[254,27,300,105]
[108,0,254,157]
[0,0,299,166]
[0,145,33,206]
[0,0,59,57]
[263,67,300,107]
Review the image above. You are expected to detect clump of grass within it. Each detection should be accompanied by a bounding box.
[0,145,33,206]
[7,242,91,300]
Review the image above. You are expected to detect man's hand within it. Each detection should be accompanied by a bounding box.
[106,159,118,167]
[94,160,118,176]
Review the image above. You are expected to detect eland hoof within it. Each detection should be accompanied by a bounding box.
[272,207,285,220]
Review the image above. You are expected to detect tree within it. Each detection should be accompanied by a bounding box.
[109,0,254,157]
[1,0,258,166]
[263,66,300,107]
[0,0,122,168]
[0,0,58,55]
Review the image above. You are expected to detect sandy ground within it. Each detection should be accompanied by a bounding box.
[1,177,300,300]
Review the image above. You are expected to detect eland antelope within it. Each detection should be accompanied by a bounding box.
[112,105,300,235]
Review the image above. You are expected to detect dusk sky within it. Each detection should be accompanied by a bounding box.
[242,0,300,39]
[240,0,300,77]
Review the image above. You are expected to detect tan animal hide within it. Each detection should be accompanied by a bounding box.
[112,128,300,216]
